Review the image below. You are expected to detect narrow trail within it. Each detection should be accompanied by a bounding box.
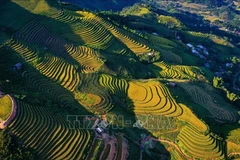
[228,152,240,158]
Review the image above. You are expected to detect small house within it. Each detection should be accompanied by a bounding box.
[168,82,176,87]
[98,120,109,129]
[199,54,206,59]
[203,50,209,56]
[204,63,210,68]
[43,47,48,51]
[96,127,104,134]
[191,49,198,54]
[148,52,154,57]
[14,63,22,70]
[197,45,205,50]
[187,43,194,48]
[226,63,233,68]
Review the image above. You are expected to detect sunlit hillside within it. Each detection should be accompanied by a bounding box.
[0,0,240,159]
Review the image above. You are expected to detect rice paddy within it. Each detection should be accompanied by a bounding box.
[1,1,240,159]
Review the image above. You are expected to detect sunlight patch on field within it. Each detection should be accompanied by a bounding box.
[75,92,102,107]
[128,80,183,117]
[33,0,50,14]
[0,95,12,121]
[178,104,208,133]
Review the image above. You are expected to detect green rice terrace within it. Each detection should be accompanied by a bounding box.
[0,95,12,121]
[0,0,240,159]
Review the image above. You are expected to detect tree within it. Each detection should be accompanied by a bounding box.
[213,77,224,88]
[231,56,240,64]
[226,91,239,102]
[0,130,35,160]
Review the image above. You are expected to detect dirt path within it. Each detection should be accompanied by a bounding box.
[100,133,117,160]
[121,135,129,160]
[228,152,240,158]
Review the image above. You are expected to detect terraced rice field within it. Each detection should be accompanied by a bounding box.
[36,54,80,91]
[152,61,201,80]
[7,39,39,63]
[23,71,77,108]
[8,40,81,91]
[178,104,208,132]
[66,45,103,73]
[9,100,93,159]
[99,74,129,98]
[77,16,134,55]
[127,80,183,117]
[177,125,225,159]
[170,149,185,160]
[86,139,103,160]
[178,83,238,123]
[53,11,133,56]
[2,3,240,159]
[127,80,207,132]
[13,20,104,73]
[145,34,178,49]
[14,20,72,59]
[161,50,183,64]
[74,18,115,50]
[93,15,155,55]
[52,10,80,24]
[78,74,114,114]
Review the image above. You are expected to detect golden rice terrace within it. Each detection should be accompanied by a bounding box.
[0,0,240,159]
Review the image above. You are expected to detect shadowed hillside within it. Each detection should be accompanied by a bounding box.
[61,0,140,11]
[0,0,240,159]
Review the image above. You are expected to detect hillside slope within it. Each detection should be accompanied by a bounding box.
[62,0,140,11]
[0,0,240,160]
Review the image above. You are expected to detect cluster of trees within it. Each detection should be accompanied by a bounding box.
[231,56,240,64]
[138,51,161,63]
[0,130,35,160]
[213,77,240,102]
[157,15,185,29]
